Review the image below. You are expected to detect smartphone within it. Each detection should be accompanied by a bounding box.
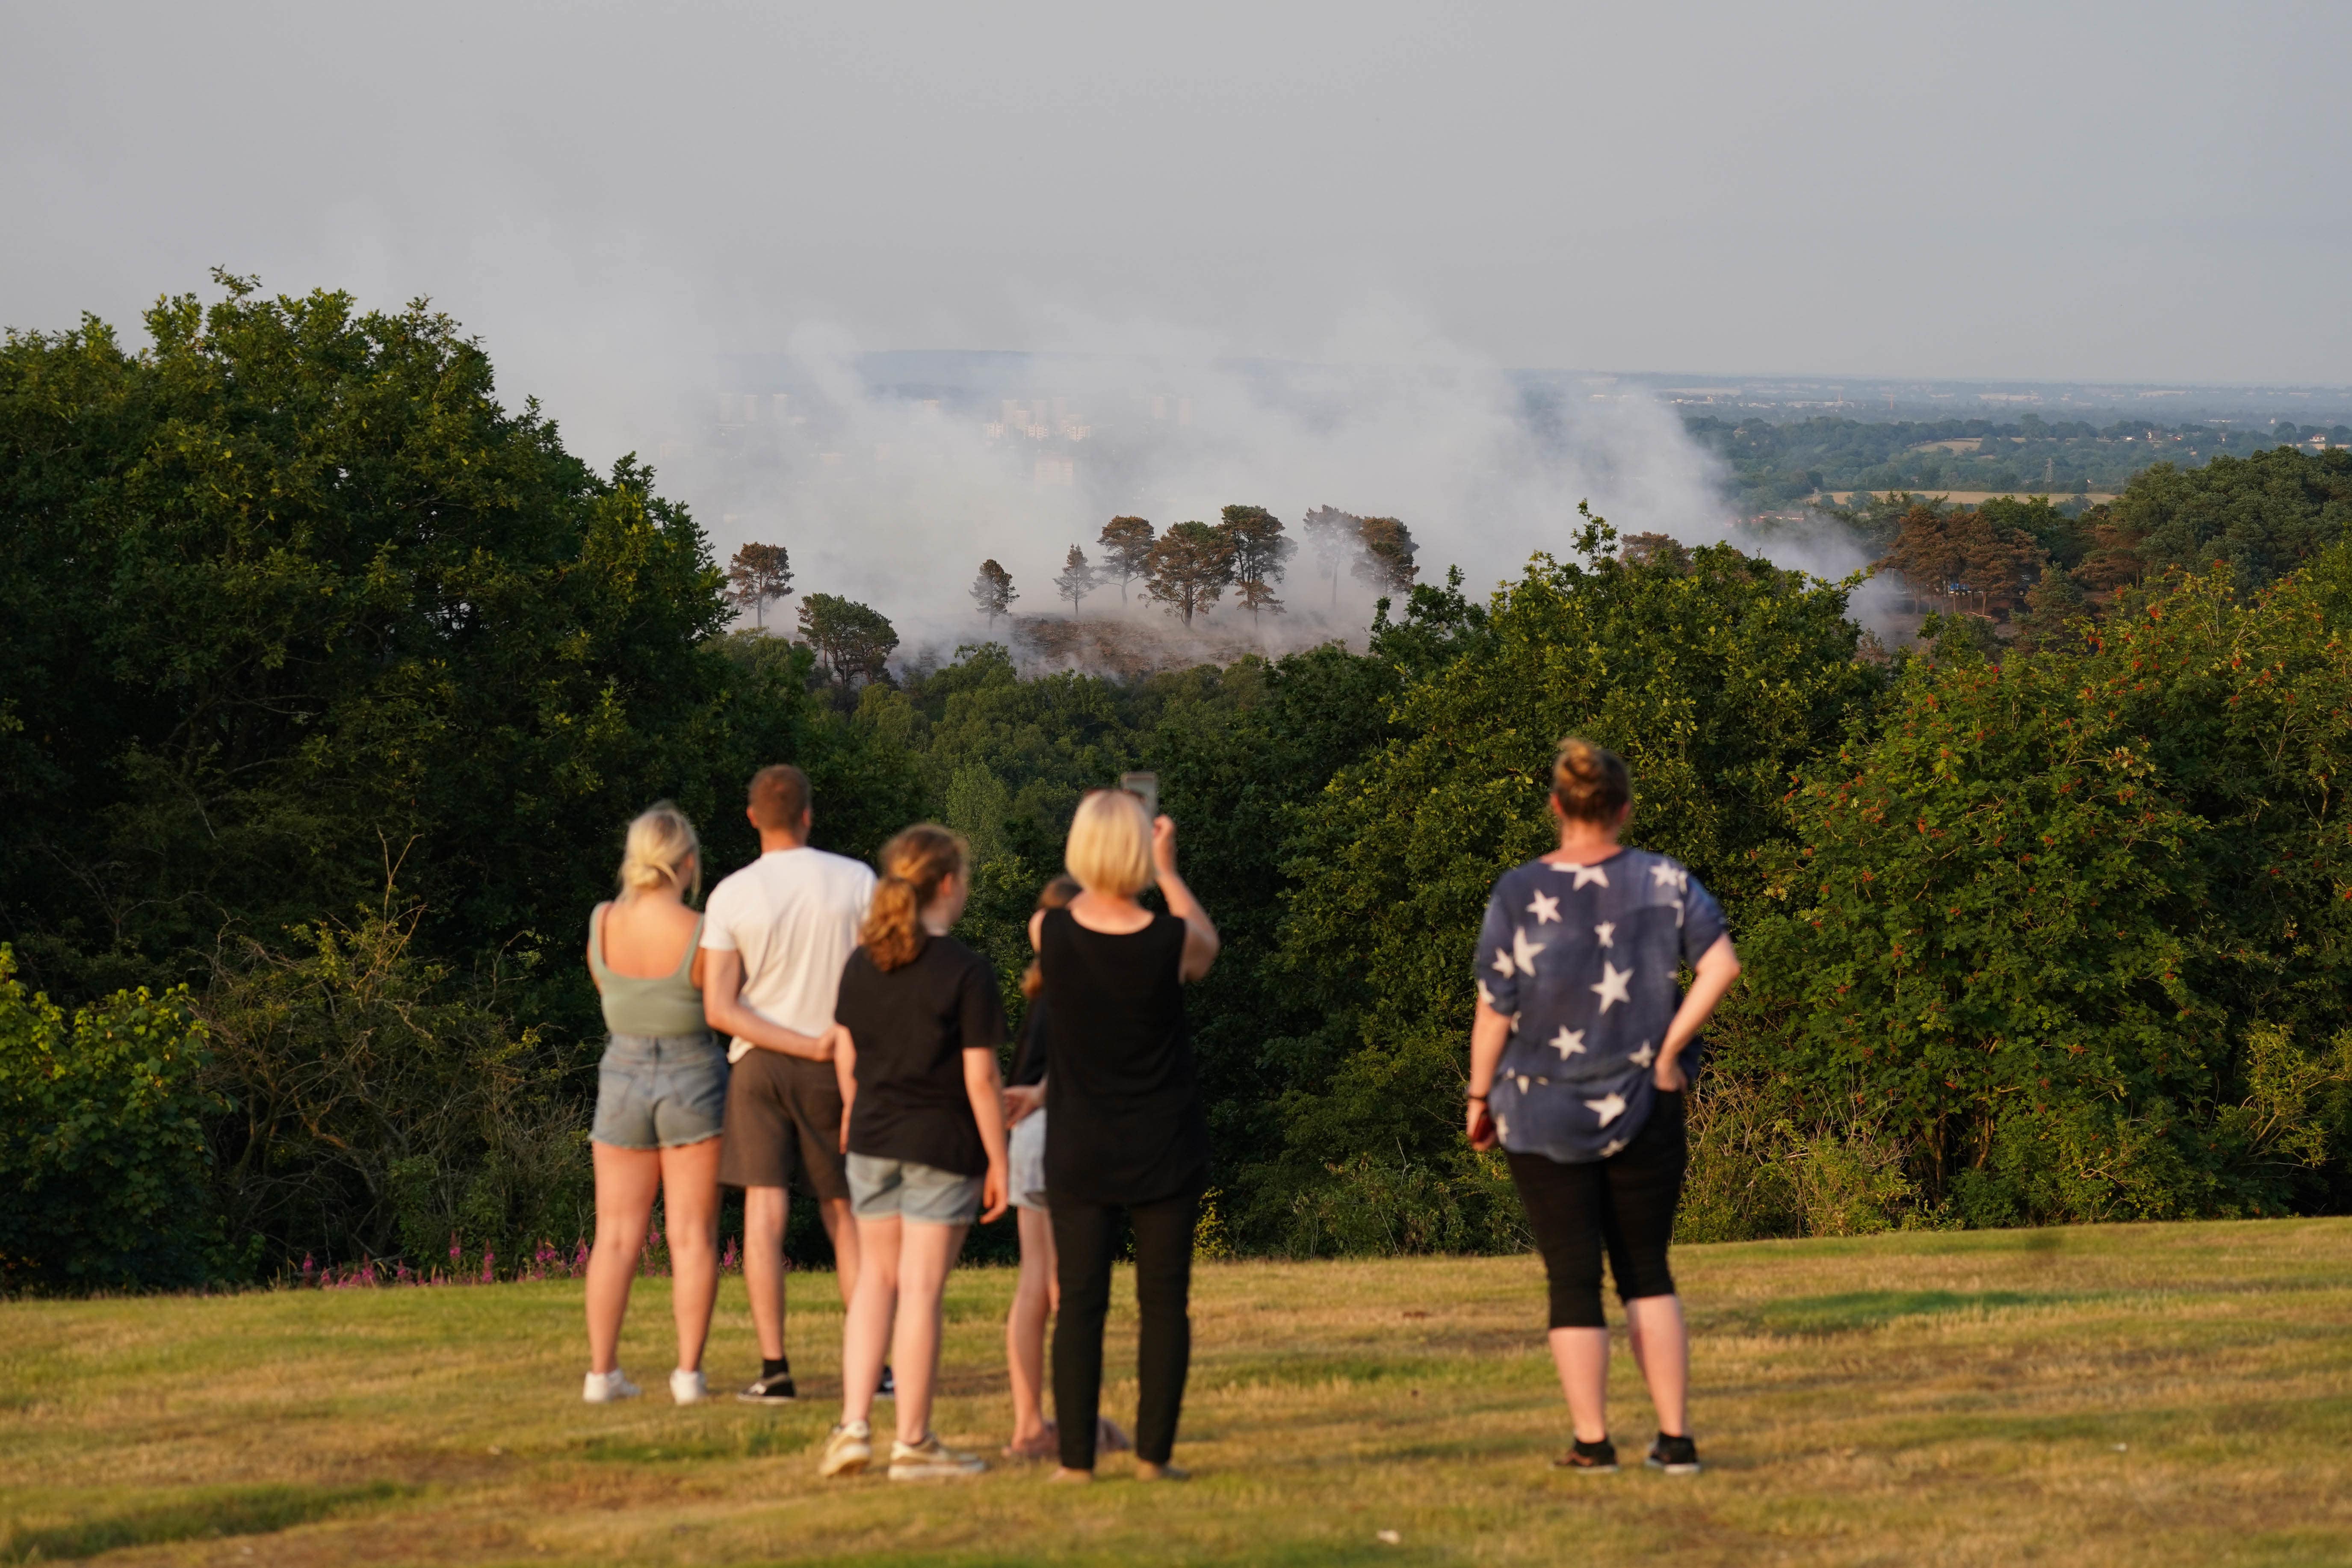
[1119,770,1159,821]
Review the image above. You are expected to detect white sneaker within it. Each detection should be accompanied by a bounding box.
[818,1420,873,1478]
[670,1368,709,1405]
[583,1368,641,1403]
[889,1433,986,1480]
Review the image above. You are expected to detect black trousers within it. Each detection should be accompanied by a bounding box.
[1049,1169,1204,1469]
[1507,1090,1687,1329]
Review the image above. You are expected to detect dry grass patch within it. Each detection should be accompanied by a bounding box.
[3,1220,2349,1565]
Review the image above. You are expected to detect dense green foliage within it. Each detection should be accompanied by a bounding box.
[0,950,221,1290]
[8,279,2352,1289]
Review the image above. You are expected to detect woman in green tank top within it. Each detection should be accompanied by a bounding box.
[581,803,730,1409]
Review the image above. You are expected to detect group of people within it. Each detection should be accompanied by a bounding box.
[583,765,1214,1482]
[582,737,1738,1482]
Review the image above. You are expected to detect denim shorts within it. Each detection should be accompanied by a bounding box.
[1008,1110,1049,1212]
[594,1033,729,1150]
[846,1153,983,1225]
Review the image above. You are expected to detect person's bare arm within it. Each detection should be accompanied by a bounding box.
[964,1047,1010,1223]
[1151,816,1220,981]
[835,1026,857,1153]
[700,948,834,1060]
[1002,1080,1044,1124]
[1464,999,1510,1150]
[1655,935,1740,1091]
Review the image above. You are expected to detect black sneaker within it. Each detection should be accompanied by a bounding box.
[1554,1437,1618,1473]
[736,1372,797,1404]
[877,1364,895,1400]
[1646,1434,1701,1475]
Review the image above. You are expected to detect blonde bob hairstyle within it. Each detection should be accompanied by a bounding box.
[618,802,702,901]
[1064,788,1154,898]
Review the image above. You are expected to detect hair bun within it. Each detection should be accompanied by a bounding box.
[1551,738,1631,823]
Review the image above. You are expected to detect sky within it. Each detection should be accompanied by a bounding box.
[6,1,2345,387]
[3,0,2343,645]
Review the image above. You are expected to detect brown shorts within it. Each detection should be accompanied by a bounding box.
[717,1049,849,1202]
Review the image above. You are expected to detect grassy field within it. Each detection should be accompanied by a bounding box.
[4,1220,2350,1566]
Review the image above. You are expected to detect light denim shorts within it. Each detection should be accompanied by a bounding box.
[846,1153,983,1225]
[594,1032,728,1150]
[1008,1110,1049,1212]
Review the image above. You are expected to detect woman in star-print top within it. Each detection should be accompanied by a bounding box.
[1466,737,1742,1476]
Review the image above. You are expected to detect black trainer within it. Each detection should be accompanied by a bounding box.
[736,1372,797,1404]
[1554,1437,1618,1473]
[1646,1434,1701,1475]
[877,1364,895,1400]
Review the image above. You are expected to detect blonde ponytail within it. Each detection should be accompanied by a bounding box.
[861,824,966,972]
[618,803,702,901]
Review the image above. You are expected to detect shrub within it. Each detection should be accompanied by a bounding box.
[0,947,223,1290]
[194,896,591,1274]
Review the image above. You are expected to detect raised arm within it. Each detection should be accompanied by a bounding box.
[1151,815,1220,981]
[1655,934,1740,1092]
[700,947,835,1060]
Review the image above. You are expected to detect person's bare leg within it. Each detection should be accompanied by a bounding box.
[1548,1326,1612,1443]
[742,1184,789,1363]
[1625,1294,1689,1436]
[659,1138,724,1373]
[586,1143,661,1373]
[818,1196,860,1307]
[888,1220,967,1447]
[1007,1207,1055,1447]
[839,1215,898,1430]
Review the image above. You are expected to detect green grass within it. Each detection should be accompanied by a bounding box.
[3,1220,2351,1564]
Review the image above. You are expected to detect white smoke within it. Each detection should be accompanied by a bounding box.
[657,298,1853,664]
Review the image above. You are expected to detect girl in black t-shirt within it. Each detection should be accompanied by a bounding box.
[816,826,1011,1482]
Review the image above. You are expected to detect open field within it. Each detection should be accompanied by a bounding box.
[4,1220,2350,1566]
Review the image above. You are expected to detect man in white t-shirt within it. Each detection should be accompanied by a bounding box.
[703,763,877,1403]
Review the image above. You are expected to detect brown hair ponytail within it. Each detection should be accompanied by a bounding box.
[1019,874,1081,1001]
[861,824,967,972]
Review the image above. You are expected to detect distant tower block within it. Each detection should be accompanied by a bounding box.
[771,393,790,420]
[1034,457,1075,487]
[1150,395,1168,419]
[1178,398,1193,427]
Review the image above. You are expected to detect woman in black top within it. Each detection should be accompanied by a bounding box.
[1031,789,1220,1482]
[816,825,1011,1482]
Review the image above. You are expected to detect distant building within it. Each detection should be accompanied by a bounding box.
[1035,457,1075,487]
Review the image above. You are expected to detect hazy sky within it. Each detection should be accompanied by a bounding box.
[6,0,2346,434]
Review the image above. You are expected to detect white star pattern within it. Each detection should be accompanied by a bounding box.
[1650,861,1687,892]
[1510,1012,1522,1036]
[1526,890,1561,925]
[1673,898,1685,928]
[1491,947,1514,979]
[1599,1137,1629,1158]
[1549,1027,1587,1060]
[1590,960,1633,1012]
[1511,926,1547,977]
[1515,1074,1531,1093]
[1477,980,1496,1008]
[1585,1092,1628,1126]
[1593,921,1615,948]
[1558,862,1610,890]
[1493,1112,1510,1143]
[1629,1040,1657,1068]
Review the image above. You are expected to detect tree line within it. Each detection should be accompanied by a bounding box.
[5,277,2349,1291]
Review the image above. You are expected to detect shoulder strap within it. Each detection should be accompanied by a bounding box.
[589,902,612,974]
[673,913,704,980]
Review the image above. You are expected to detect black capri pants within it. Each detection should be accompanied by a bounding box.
[1506,1089,1687,1329]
